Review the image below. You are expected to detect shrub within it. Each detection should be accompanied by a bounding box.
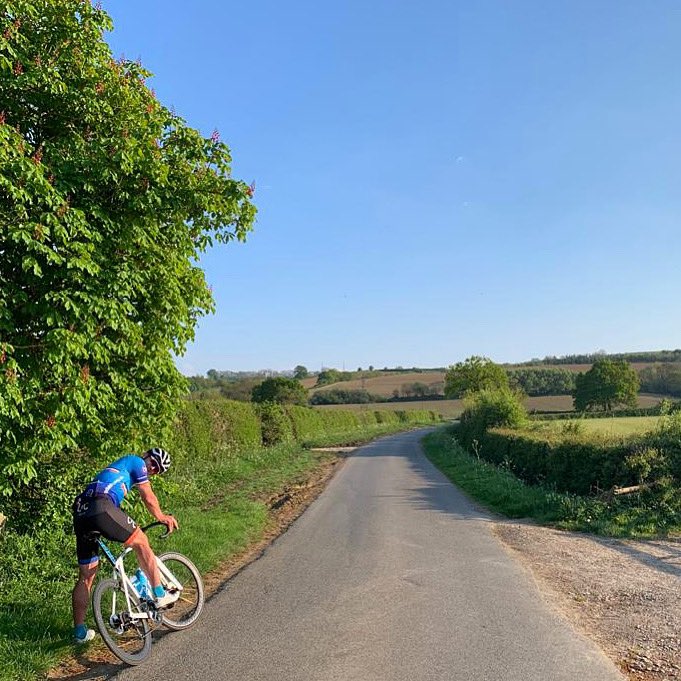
[256,403,295,446]
[624,447,668,485]
[458,388,528,445]
[251,377,307,405]
[444,356,509,398]
[470,428,634,495]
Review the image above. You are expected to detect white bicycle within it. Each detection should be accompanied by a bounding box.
[89,521,204,665]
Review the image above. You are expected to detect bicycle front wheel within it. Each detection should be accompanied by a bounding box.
[92,578,151,665]
[157,552,205,630]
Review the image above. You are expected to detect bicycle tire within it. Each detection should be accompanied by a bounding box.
[92,578,152,665]
[157,552,205,630]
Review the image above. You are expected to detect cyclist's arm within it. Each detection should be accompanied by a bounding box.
[137,482,178,532]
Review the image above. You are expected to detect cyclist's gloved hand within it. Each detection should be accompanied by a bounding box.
[162,514,178,533]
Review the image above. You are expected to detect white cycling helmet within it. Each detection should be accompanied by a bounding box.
[144,447,171,474]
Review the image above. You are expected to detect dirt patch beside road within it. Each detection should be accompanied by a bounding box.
[493,522,681,680]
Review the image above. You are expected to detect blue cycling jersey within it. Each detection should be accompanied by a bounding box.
[84,455,149,507]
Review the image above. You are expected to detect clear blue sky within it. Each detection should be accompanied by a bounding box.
[102,0,681,375]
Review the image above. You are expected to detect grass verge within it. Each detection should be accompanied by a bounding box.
[0,422,426,681]
[422,426,681,539]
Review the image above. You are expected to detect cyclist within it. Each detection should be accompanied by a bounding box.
[71,447,178,644]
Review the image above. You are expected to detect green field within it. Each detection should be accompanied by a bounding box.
[535,415,660,436]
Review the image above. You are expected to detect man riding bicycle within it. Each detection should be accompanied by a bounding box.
[71,447,178,644]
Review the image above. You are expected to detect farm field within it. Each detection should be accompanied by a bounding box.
[524,393,664,413]
[304,371,445,396]
[314,394,667,420]
[535,416,661,436]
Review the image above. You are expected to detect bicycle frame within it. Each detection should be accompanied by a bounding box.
[95,524,184,624]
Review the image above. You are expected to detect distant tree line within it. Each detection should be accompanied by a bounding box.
[393,382,443,399]
[519,350,681,366]
[187,369,294,401]
[314,368,384,387]
[507,368,576,396]
[251,377,308,405]
[310,389,387,405]
[638,364,681,397]
[310,386,444,405]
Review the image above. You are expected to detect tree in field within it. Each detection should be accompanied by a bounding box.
[0,2,256,497]
[444,356,509,398]
[251,377,308,405]
[293,365,309,379]
[573,359,639,412]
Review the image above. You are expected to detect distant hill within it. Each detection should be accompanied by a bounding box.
[192,351,681,401]
[305,370,445,399]
[305,351,681,399]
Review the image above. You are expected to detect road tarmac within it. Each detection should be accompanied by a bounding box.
[118,429,624,681]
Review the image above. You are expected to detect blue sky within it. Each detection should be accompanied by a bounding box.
[102,1,681,375]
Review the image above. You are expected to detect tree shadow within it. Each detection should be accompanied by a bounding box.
[357,429,681,582]
[351,428,496,522]
[587,535,681,580]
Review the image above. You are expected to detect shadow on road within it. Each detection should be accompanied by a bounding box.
[353,429,681,581]
[351,429,495,523]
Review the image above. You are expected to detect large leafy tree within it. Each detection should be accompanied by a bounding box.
[573,359,639,412]
[251,378,308,406]
[444,356,509,398]
[293,365,309,379]
[0,1,256,496]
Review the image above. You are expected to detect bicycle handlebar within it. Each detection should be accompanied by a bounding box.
[141,520,172,539]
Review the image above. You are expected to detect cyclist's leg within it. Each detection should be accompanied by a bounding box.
[93,499,162,588]
[72,561,99,628]
[125,529,162,588]
[72,494,100,637]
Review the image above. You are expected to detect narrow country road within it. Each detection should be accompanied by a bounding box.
[118,429,624,681]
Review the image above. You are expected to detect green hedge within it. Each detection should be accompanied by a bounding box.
[470,428,634,496]
[168,399,262,465]
[2,401,439,534]
[283,405,439,443]
[285,405,327,441]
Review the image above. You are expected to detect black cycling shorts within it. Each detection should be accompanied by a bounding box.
[72,491,139,565]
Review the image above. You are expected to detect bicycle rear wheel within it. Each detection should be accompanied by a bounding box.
[92,578,151,665]
[157,552,205,630]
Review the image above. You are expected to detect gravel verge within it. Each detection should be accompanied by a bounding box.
[493,522,681,681]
